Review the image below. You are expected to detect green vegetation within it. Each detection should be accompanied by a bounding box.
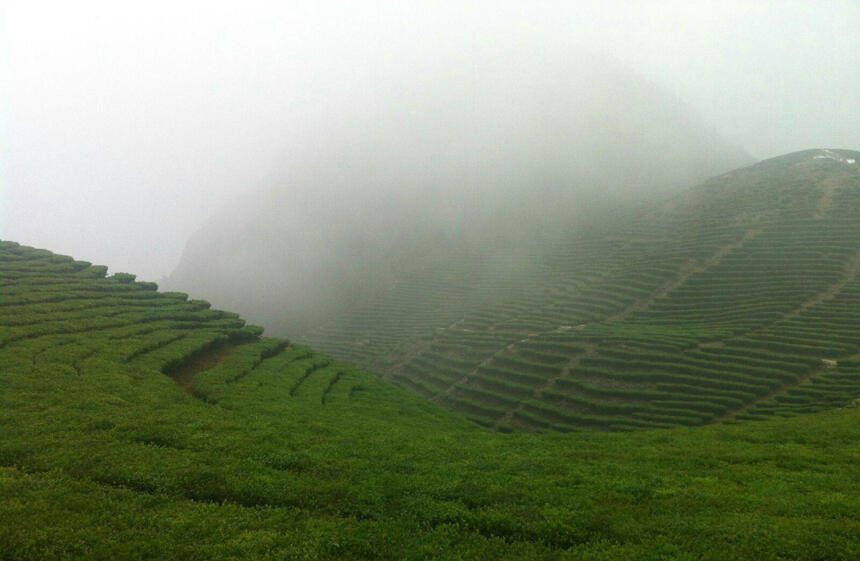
[2,151,860,558]
[0,247,857,561]
[303,150,860,430]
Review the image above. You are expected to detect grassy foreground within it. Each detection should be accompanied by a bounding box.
[1,241,858,560]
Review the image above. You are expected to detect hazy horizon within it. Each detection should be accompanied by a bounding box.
[2,1,858,280]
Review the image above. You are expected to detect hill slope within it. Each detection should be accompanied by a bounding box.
[1,239,858,559]
[287,149,860,430]
[165,51,751,335]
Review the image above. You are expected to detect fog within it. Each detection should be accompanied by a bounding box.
[2,0,858,283]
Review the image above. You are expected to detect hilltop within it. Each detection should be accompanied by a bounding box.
[1,150,859,559]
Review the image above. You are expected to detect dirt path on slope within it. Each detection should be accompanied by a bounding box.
[814,174,852,219]
[381,340,434,380]
[430,350,502,403]
[492,343,598,429]
[608,229,760,322]
[784,249,860,321]
[716,250,859,420]
[382,317,465,380]
[169,341,236,394]
[719,361,834,422]
[429,330,538,404]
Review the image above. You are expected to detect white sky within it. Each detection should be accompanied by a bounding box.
[1,1,858,279]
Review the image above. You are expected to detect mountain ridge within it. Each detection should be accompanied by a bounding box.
[164,53,754,334]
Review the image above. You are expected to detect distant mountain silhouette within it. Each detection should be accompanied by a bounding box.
[165,48,752,336]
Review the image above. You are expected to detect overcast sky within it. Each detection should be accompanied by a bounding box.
[1,1,858,280]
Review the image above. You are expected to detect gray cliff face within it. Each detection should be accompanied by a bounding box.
[164,50,753,337]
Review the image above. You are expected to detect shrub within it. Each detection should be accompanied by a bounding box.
[111,272,136,283]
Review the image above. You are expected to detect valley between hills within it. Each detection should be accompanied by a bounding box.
[1,150,858,560]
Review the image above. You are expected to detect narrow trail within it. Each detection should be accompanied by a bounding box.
[535,343,599,397]
[381,340,434,380]
[813,174,851,219]
[716,248,860,419]
[492,343,598,429]
[687,247,860,421]
[382,317,465,380]
[430,330,536,404]
[719,361,833,422]
[783,249,860,321]
[430,351,499,403]
[168,342,236,395]
[696,248,860,349]
[608,229,760,322]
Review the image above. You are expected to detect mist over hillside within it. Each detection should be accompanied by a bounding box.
[5,3,860,558]
[165,48,751,336]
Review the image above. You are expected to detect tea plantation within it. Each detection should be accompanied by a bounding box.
[2,150,859,559]
[302,150,860,431]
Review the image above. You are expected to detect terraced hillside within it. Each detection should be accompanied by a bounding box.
[0,242,354,408]
[301,149,860,430]
[1,239,858,560]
